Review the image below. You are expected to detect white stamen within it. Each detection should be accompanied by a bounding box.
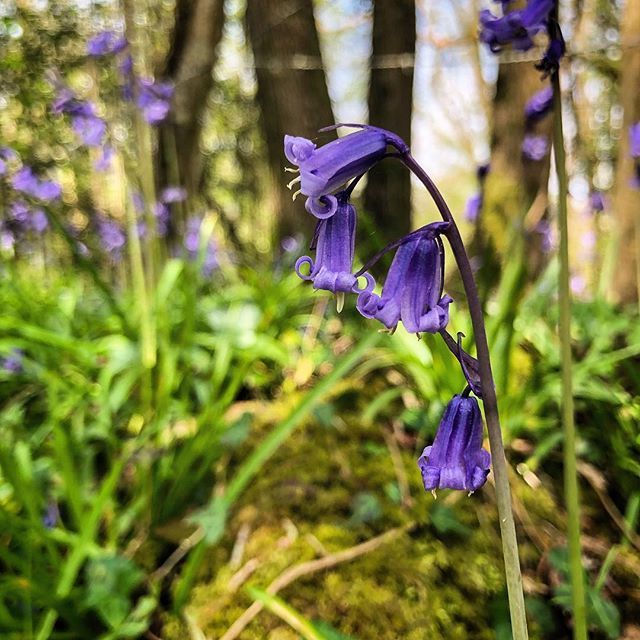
[336,292,345,313]
[291,189,302,201]
[468,491,474,497]
[284,167,299,173]
[287,176,301,190]
[431,490,437,500]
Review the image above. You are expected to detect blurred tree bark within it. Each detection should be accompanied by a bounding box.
[611,0,640,304]
[364,0,415,245]
[160,0,226,192]
[481,61,552,394]
[246,0,334,241]
[482,62,552,291]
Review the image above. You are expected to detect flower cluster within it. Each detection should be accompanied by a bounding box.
[479,0,564,75]
[284,126,451,336]
[0,148,60,250]
[284,125,491,496]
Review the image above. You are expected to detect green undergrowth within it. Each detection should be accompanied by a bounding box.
[161,393,560,640]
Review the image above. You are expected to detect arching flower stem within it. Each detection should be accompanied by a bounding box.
[399,152,529,640]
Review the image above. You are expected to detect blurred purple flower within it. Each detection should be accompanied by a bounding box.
[31,209,49,233]
[94,145,114,172]
[131,190,145,213]
[160,186,188,203]
[184,217,218,276]
[42,501,60,529]
[2,348,24,374]
[295,195,371,295]
[96,216,126,256]
[570,274,586,296]
[521,134,549,161]
[281,235,301,254]
[629,122,640,159]
[525,85,553,125]
[137,79,173,125]
[357,222,452,335]
[589,190,606,214]
[87,30,128,57]
[10,200,31,224]
[418,394,491,494]
[72,112,106,147]
[464,192,483,223]
[479,0,554,52]
[153,202,170,237]
[536,219,553,253]
[11,168,61,202]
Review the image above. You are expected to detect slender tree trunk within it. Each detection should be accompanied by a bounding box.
[611,0,640,304]
[160,0,226,193]
[246,0,334,241]
[482,62,553,288]
[364,0,415,245]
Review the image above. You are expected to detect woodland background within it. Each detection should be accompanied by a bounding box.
[1,1,639,639]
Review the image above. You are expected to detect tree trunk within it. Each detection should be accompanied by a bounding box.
[161,0,225,193]
[246,0,334,241]
[481,61,553,290]
[364,0,415,245]
[611,0,640,304]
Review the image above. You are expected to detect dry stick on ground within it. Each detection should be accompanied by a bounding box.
[577,461,640,552]
[219,524,413,640]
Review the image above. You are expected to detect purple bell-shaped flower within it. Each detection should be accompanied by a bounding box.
[418,394,491,494]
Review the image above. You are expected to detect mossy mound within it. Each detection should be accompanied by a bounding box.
[160,394,563,639]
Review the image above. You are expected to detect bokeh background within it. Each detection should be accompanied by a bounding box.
[1,0,639,638]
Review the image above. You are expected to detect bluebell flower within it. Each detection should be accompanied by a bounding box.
[479,0,554,52]
[2,348,24,374]
[42,501,60,529]
[11,167,62,202]
[525,85,553,125]
[71,110,107,147]
[184,217,218,276]
[357,222,452,335]
[536,22,566,75]
[137,79,173,125]
[589,191,606,214]
[87,30,128,57]
[284,125,403,219]
[160,186,187,203]
[94,145,114,172]
[629,122,640,159]
[295,194,374,301]
[536,219,553,253]
[153,202,170,237]
[418,394,491,494]
[96,216,126,257]
[521,134,549,161]
[464,192,483,223]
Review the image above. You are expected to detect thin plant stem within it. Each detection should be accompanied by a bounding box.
[400,153,529,640]
[551,69,588,640]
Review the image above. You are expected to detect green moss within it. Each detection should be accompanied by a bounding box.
[160,398,541,640]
